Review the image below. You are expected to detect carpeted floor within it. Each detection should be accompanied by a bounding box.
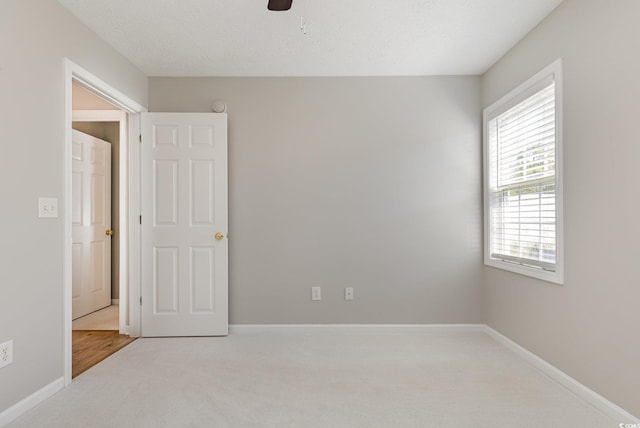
[11,328,616,427]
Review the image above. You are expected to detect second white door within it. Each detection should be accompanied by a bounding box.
[72,130,112,319]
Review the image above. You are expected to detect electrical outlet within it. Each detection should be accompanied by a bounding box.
[38,197,58,218]
[345,287,354,301]
[0,340,13,369]
[311,287,321,301]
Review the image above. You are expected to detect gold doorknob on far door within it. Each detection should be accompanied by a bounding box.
[215,232,225,241]
[105,229,114,236]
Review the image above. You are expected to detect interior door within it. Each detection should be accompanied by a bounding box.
[72,130,112,319]
[141,113,228,336]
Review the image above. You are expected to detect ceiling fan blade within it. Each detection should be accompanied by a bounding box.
[268,0,293,11]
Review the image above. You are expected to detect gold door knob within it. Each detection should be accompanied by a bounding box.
[106,229,114,236]
[215,232,225,241]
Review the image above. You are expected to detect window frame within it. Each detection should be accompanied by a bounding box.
[483,59,564,285]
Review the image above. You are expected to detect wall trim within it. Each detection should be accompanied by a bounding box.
[482,325,639,423]
[230,324,486,334]
[0,377,64,427]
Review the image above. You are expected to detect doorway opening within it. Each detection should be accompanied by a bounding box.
[70,85,133,377]
[64,59,145,385]
[71,85,125,332]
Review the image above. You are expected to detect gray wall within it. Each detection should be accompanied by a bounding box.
[482,0,640,417]
[0,0,147,413]
[150,76,484,324]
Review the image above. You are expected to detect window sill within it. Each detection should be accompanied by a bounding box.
[484,257,564,285]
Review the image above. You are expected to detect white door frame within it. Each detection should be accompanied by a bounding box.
[63,59,146,386]
[72,110,127,334]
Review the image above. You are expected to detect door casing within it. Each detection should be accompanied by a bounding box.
[64,59,146,386]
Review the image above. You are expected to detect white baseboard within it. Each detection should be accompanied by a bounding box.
[483,326,639,423]
[0,377,64,427]
[230,323,486,334]
[111,299,119,306]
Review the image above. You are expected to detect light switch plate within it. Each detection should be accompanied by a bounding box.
[38,197,58,218]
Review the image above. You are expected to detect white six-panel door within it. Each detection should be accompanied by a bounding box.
[72,130,112,319]
[141,113,228,336]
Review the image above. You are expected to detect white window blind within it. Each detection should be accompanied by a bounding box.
[487,81,558,273]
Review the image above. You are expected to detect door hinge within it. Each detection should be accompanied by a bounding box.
[139,134,142,143]
[139,215,142,225]
[140,296,142,306]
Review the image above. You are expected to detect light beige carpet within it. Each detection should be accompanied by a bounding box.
[10,328,617,427]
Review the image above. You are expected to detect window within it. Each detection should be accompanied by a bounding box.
[483,59,563,284]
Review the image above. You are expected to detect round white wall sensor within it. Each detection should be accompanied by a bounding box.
[212,100,227,113]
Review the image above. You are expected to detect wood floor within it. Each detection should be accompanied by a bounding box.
[72,330,136,378]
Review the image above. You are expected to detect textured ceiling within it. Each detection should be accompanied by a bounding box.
[58,0,563,77]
